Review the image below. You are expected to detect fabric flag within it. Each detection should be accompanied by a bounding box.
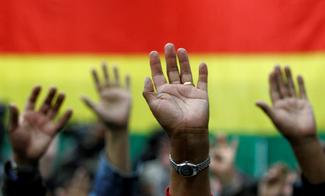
[1,0,325,134]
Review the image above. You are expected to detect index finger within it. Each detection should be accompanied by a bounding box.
[25,85,42,111]
[92,69,102,94]
[269,70,281,104]
[149,51,167,90]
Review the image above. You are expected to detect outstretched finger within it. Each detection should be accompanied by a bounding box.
[9,104,19,132]
[177,48,193,84]
[55,109,73,133]
[143,77,157,104]
[113,66,120,86]
[275,66,289,98]
[92,68,102,94]
[256,101,274,120]
[269,71,281,104]
[125,74,131,90]
[47,93,65,120]
[25,85,42,111]
[284,66,296,97]
[39,87,57,114]
[297,75,308,99]
[102,62,109,85]
[197,63,208,91]
[164,43,180,84]
[149,51,167,90]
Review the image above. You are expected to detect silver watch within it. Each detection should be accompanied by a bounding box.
[169,155,210,177]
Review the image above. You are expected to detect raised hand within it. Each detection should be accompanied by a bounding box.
[257,66,325,184]
[81,63,131,129]
[258,163,290,196]
[210,135,238,184]
[82,63,132,173]
[143,43,210,196]
[143,43,209,138]
[256,66,316,143]
[9,86,72,165]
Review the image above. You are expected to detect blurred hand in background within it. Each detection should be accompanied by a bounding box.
[82,63,132,173]
[82,63,131,130]
[9,86,72,166]
[257,66,325,184]
[256,66,316,144]
[258,163,291,196]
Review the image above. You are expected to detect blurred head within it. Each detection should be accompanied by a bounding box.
[140,128,170,165]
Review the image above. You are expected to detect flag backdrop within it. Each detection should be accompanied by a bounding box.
[1,0,325,134]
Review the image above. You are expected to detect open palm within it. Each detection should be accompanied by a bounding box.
[10,86,72,164]
[256,66,316,141]
[143,43,209,136]
[146,84,208,135]
[82,64,131,129]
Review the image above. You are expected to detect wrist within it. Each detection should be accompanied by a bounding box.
[105,127,129,143]
[103,121,129,133]
[287,135,318,147]
[13,154,39,168]
[5,160,40,182]
[289,136,321,158]
[105,128,131,173]
[287,135,325,184]
[170,131,209,163]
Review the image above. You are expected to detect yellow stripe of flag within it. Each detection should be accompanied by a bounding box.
[0,53,325,134]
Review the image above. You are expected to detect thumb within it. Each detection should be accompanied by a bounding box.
[81,96,100,115]
[142,77,157,104]
[256,101,274,119]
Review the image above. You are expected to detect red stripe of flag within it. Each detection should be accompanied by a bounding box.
[1,0,325,53]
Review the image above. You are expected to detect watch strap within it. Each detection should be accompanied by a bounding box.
[4,160,40,182]
[169,155,210,177]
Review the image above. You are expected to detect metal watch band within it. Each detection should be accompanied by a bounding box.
[169,154,210,177]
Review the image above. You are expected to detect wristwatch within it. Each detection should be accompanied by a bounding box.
[4,160,39,181]
[169,155,210,177]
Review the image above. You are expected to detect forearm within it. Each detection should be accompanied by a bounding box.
[105,127,131,173]
[170,132,210,196]
[290,137,325,184]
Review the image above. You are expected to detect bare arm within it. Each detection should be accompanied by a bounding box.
[143,43,210,196]
[82,63,131,173]
[256,66,325,184]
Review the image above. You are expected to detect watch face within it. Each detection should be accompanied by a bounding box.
[180,165,194,177]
